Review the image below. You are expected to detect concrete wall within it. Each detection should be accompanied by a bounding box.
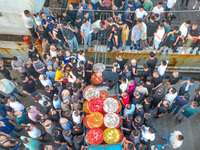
[0,0,45,35]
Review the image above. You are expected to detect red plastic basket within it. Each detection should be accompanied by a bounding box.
[99,90,109,101]
[91,73,103,85]
[88,98,103,112]
[86,128,104,145]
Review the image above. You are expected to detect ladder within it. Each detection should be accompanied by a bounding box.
[94,12,111,66]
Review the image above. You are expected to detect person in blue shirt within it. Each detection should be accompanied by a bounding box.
[53,94,62,110]
[177,101,198,123]
[80,19,93,51]
[179,78,194,96]
[160,26,181,55]
[41,12,56,45]
[0,118,21,138]
[124,1,135,24]
[59,117,73,130]
[46,66,56,83]
[168,93,190,115]
[133,0,141,9]
[41,12,54,33]
[124,104,135,117]
[149,145,164,150]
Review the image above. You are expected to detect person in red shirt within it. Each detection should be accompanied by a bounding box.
[120,92,130,108]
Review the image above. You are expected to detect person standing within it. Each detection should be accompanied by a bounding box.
[0,79,23,97]
[146,16,158,46]
[152,71,163,93]
[135,6,148,21]
[115,54,127,71]
[121,24,129,52]
[53,24,65,49]
[129,19,143,52]
[62,22,79,51]
[8,96,25,112]
[32,57,46,74]
[149,145,164,150]
[177,101,198,123]
[164,87,177,106]
[181,24,199,55]
[168,93,190,115]
[144,0,153,12]
[194,90,200,106]
[81,19,93,52]
[166,0,177,11]
[11,56,27,76]
[139,20,147,50]
[181,0,190,9]
[147,52,158,74]
[162,131,184,149]
[85,58,94,85]
[107,17,115,52]
[165,71,180,93]
[0,118,21,138]
[20,10,38,39]
[152,2,164,20]
[178,78,194,95]
[25,61,42,87]
[192,0,200,10]
[140,64,151,82]
[20,136,41,150]
[157,60,169,77]
[15,110,33,126]
[152,23,165,53]
[21,76,37,97]
[140,126,155,148]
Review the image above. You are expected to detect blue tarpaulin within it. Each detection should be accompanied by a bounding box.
[86,143,123,150]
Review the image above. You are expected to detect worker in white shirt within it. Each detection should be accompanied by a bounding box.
[140,125,155,148]
[162,131,184,149]
[20,10,38,39]
[157,60,169,78]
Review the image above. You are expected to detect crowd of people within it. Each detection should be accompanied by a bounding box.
[20,0,200,55]
[0,45,199,149]
[0,0,199,150]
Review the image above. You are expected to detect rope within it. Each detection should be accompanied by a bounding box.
[117,82,123,133]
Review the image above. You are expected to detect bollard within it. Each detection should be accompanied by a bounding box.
[23,36,32,45]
